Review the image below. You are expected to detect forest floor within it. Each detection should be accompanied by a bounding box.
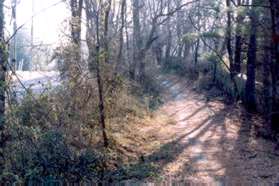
[124,73,279,184]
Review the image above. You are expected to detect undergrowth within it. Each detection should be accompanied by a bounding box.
[162,55,246,101]
[1,71,165,183]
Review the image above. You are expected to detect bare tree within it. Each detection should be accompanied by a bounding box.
[0,0,6,175]
[114,0,126,77]
[85,0,109,148]
[269,0,279,113]
[245,0,258,111]
[234,0,245,74]
[226,0,234,77]
[70,0,83,45]
[131,0,142,80]
[0,0,5,127]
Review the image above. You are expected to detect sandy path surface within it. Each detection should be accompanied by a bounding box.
[139,74,279,184]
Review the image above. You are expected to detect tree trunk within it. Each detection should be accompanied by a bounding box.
[152,31,163,66]
[245,1,258,111]
[96,12,109,148]
[269,0,279,110]
[164,3,172,67]
[69,0,83,82]
[0,0,6,174]
[103,0,112,64]
[11,0,17,70]
[114,0,126,76]
[165,31,172,67]
[125,8,131,72]
[226,0,234,77]
[85,0,109,148]
[132,0,159,83]
[165,29,172,67]
[183,22,191,61]
[138,52,145,84]
[269,0,279,66]
[268,0,279,135]
[70,0,83,46]
[263,44,272,134]
[131,0,142,80]
[176,0,183,62]
[234,0,244,74]
[194,39,200,73]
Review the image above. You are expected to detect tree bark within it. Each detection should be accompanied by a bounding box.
[132,0,160,84]
[194,39,200,73]
[245,0,258,111]
[234,0,244,74]
[96,12,109,148]
[103,0,112,64]
[114,0,126,76]
[131,0,142,80]
[176,0,183,61]
[226,0,234,77]
[269,0,279,111]
[70,0,83,46]
[0,0,6,174]
[269,0,279,66]
[263,44,272,134]
[164,4,172,67]
[85,0,109,148]
[69,0,83,82]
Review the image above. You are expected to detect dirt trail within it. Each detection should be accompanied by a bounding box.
[139,74,279,183]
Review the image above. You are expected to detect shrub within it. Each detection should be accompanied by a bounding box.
[2,129,106,182]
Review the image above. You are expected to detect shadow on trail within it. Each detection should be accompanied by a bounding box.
[114,75,279,183]
[175,99,278,183]
[217,111,279,183]
[117,105,231,181]
[176,104,241,182]
[178,105,208,122]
